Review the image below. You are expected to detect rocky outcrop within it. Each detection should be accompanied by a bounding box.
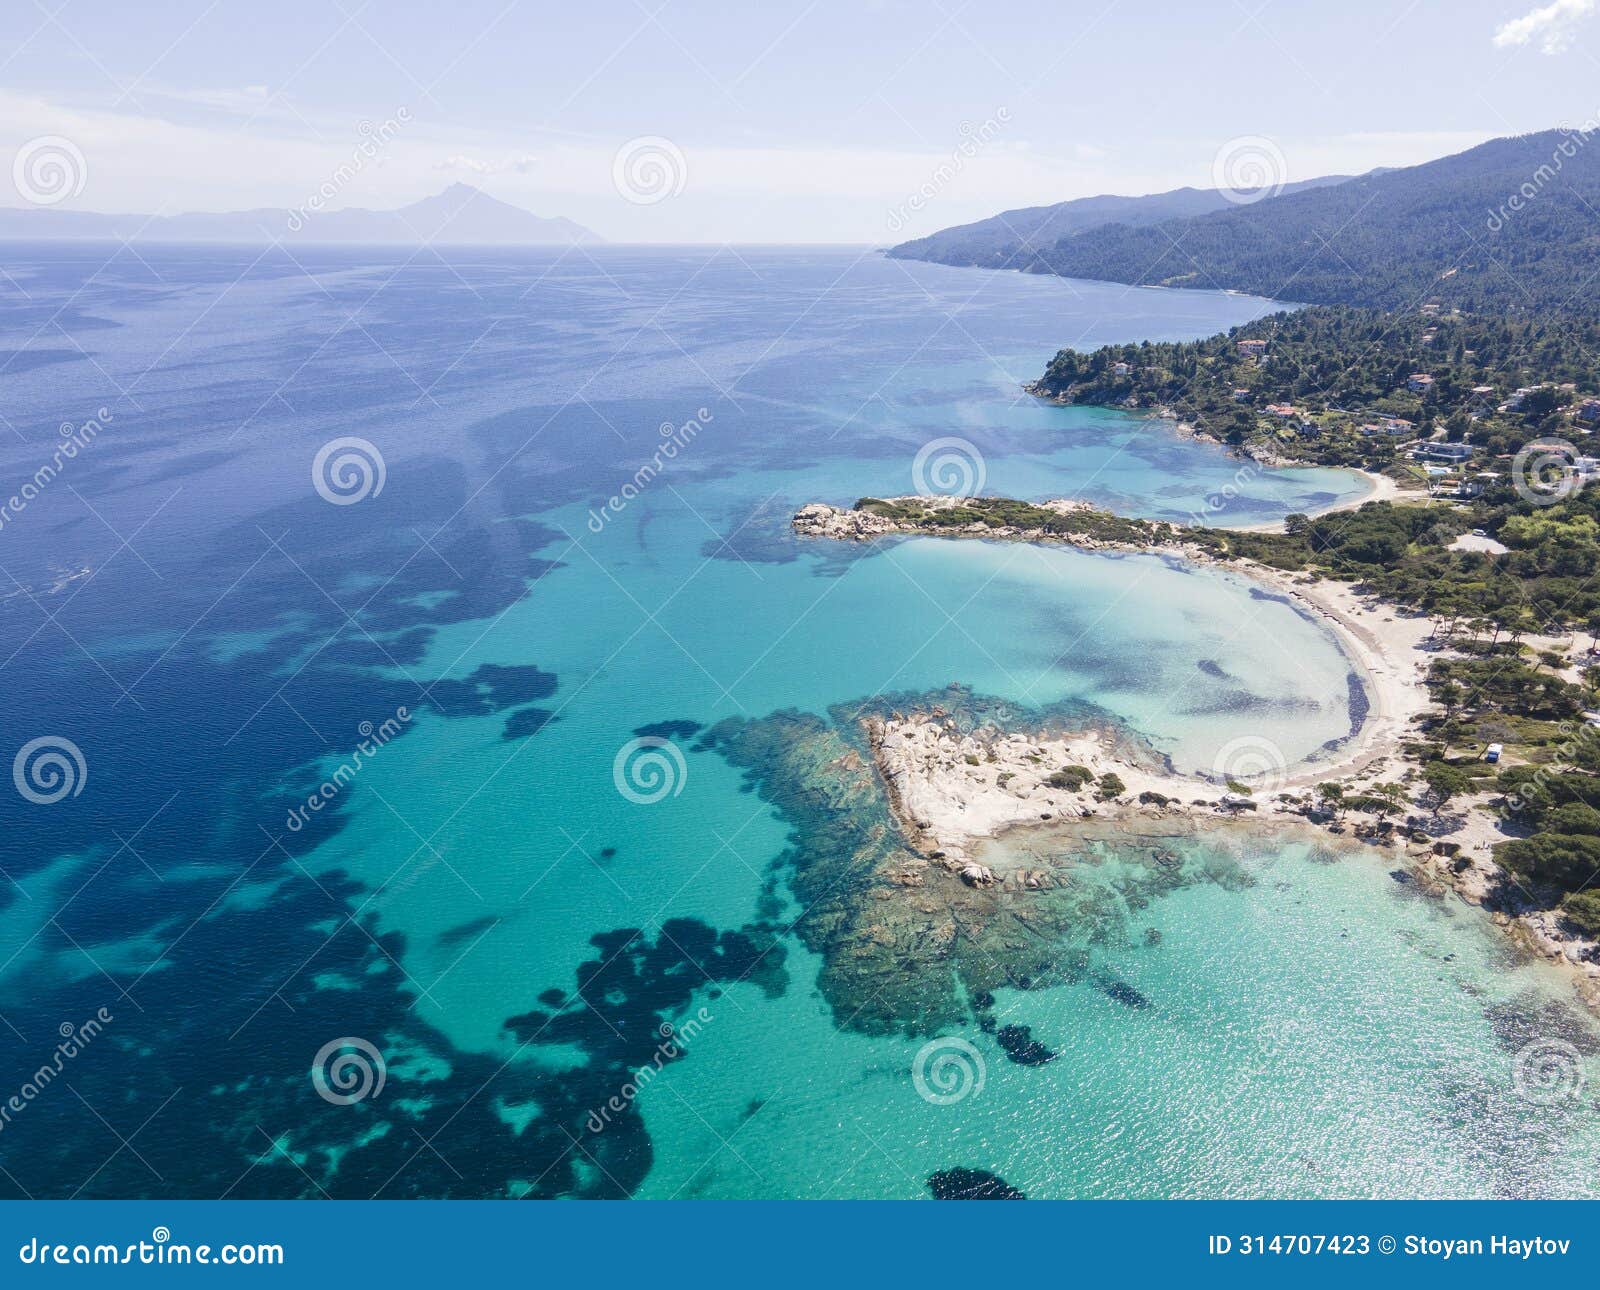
[791,496,1215,559]
[791,502,901,540]
[865,709,1223,867]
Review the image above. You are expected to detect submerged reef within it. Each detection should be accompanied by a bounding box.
[504,918,789,1197]
[928,1167,1026,1199]
[696,686,1263,1036]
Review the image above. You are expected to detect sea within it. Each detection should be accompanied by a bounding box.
[0,243,1596,1199]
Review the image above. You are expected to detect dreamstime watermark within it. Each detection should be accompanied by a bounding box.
[1511,437,1585,506]
[12,135,87,206]
[886,108,1010,234]
[611,736,687,805]
[1186,456,1263,527]
[1486,119,1598,232]
[1212,135,1288,205]
[0,408,113,534]
[18,1228,284,1266]
[586,408,712,534]
[284,708,412,833]
[286,108,411,233]
[1501,718,1600,816]
[1243,1015,1315,1081]
[911,436,986,499]
[0,1008,112,1135]
[1210,734,1288,794]
[911,1035,986,1105]
[611,136,688,205]
[1511,1037,1585,1106]
[584,1006,714,1135]
[311,1036,386,1105]
[312,436,386,505]
[12,736,87,805]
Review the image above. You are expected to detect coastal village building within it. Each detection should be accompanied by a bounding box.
[1413,442,1475,463]
[1505,385,1545,412]
[1112,361,1131,376]
[1264,403,1299,418]
[1407,373,1435,392]
[1236,338,1268,358]
[1579,398,1600,424]
[1361,418,1414,436]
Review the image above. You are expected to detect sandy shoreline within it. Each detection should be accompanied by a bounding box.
[795,496,1433,796]
[1107,401,1420,531]
[1099,401,1413,533]
[858,557,1434,866]
[1205,557,1432,789]
[1223,467,1409,533]
[792,498,1600,1008]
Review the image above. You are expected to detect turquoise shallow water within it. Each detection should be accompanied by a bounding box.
[1,246,1596,1198]
[632,828,1600,1200]
[321,522,1360,1045]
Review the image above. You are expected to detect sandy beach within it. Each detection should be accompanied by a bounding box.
[1213,557,1433,789]
[1224,466,1412,532]
[861,552,1436,868]
[795,496,1435,805]
[793,495,1600,1010]
[1126,402,1415,533]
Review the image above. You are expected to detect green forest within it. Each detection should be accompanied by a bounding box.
[1019,130,1600,319]
[1033,304,1600,468]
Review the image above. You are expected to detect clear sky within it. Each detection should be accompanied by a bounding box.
[2,0,1599,243]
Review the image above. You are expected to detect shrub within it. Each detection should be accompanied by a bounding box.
[1097,772,1127,801]
[1046,765,1093,791]
[1561,890,1600,936]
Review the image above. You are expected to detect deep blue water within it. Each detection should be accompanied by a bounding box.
[0,245,1593,1200]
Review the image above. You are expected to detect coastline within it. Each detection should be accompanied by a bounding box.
[792,497,1600,1012]
[853,554,1431,849]
[1031,391,1413,530]
[795,494,1431,796]
[1207,557,1430,789]
[1222,466,1407,532]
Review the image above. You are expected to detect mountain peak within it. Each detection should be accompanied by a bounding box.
[0,182,602,247]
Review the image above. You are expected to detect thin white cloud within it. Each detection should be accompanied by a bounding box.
[0,92,1524,243]
[436,152,539,176]
[145,84,272,112]
[1493,0,1596,54]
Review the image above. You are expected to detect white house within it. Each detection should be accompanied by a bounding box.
[1414,442,1475,463]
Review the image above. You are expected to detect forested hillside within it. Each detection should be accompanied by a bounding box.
[885,173,1354,268]
[1020,131,1600,317]
[1032,305,1600,464]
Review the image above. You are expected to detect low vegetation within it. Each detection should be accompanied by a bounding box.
[851,483,1600,934]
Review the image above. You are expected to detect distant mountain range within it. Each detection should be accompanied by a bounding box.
[887,173,1361,269]
[0,183,602,246]
[890,130,1600,318]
